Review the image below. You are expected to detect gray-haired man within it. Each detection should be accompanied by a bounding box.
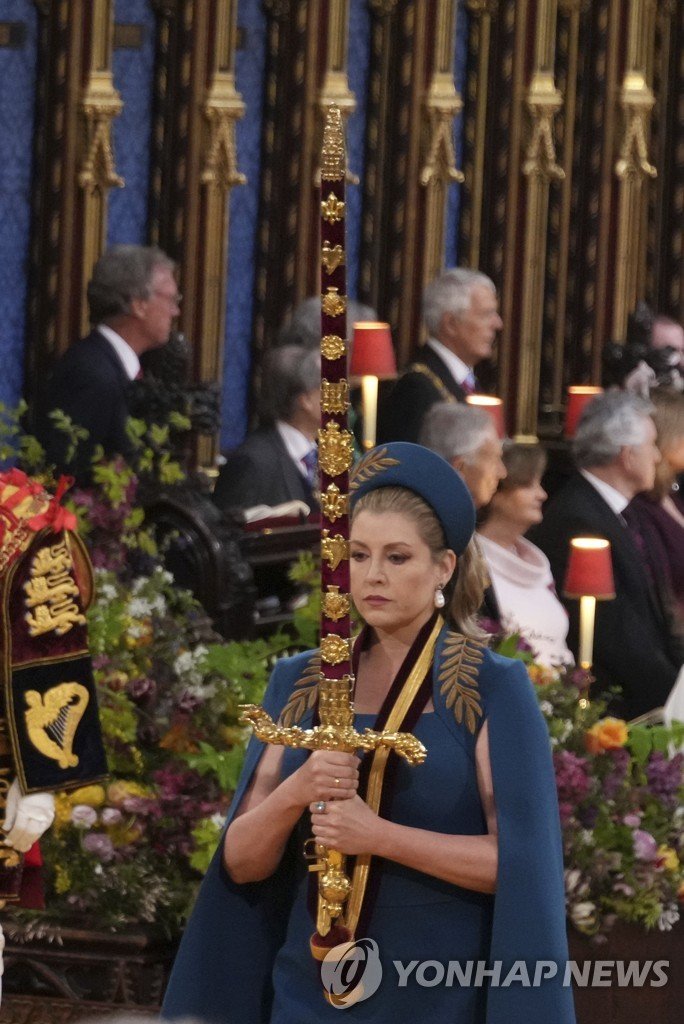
[530,391,682,718]
[213,346,321,515]
[378,267,502,444]
[39,245,179,480]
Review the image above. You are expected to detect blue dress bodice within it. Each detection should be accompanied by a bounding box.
[271,712,493,1022]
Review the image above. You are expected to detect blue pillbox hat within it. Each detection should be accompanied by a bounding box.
[350,442,476,555]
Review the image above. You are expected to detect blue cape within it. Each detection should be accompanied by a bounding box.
[162,628,575,1023]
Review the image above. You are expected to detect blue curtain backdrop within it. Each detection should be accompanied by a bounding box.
[221,0,267,451]
[0,1,37,411]
[444,1,468,268]
[108,0,157,247]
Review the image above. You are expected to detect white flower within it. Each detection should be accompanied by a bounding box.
[150,595,167,615]
[539,701,553,716]
[570,900,597,930]
[211,812,226,828]
[128,597,153,618]
[657,904,679,932]
[97,583,118,602]
[127,621,147,639]
[174,651,194,675]
[71,805,98,829]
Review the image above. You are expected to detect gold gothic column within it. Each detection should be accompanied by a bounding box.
[149,1,244,464]
[78,0,124,336]
[26,0,122,409]
[196,1,245,464]
[461,0,496,269]
[515,0,564,438]
[419,0,463,285]
[613,0,657,341]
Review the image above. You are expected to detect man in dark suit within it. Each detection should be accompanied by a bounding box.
[530,391,681,719]
[38,245,179,482]
[213,347,320,515]
[377,267,503,444]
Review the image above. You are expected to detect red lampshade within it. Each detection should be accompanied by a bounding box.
[563,538,615,599]
[564,385,604,438]
[465,394,506,439]
[350,322,397,380]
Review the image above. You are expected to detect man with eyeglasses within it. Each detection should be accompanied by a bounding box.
[38,245,180,482]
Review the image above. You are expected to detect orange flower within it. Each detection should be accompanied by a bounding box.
[160,721,198,754]
[585,717,629,753]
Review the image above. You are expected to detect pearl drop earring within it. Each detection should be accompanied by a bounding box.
[434,585,445,609]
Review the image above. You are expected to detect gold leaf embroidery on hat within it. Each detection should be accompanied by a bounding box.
[349,447,401,491]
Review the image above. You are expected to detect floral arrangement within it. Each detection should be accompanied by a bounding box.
[491,630,684,940]
[0,406,307,939]
[13,560,300,938]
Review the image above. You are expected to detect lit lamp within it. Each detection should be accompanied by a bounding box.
[465,394,506,438]
[350,322,397,450]
[563,538,615,706]
[565,385,603,438]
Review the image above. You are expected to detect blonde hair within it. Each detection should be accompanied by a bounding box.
[649,389,684,499]
[351,486,487,639]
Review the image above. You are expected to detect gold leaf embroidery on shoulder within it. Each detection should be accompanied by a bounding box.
[278,655,321,727]
[349,447,400,491]
[438,631,485,735]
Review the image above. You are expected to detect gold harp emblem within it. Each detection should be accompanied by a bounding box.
[321,530,349,572]
[25,683,89,769]
[321,242,346,275]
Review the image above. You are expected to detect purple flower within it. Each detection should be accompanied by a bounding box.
[623,813,641,827]
[602,747,630,799]
[554,750,592,802]
[71,805,97,829]
[178,689,203,713]
[128,676,157,701]
[632,829,658,862]
[646,752,683,809]
[83,832,115,863]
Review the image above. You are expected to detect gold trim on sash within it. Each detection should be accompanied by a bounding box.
[343,615,443,936]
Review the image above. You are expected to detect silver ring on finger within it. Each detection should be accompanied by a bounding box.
[314,800,327,813]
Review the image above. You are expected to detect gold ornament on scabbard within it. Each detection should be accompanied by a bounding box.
[322,287,346,318]
[321,379,350,415]
[321,193,345,224]
[320,483,348,522]
[322,586,350,622]
[240,105,426,956]
[321,241,346,274]
[321,334,346,360]
[321,530,349,571]
[318,422,354,477]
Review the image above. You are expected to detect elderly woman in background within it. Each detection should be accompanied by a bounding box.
[162,443,574,1024]
[626,389,684,624]
[477,444,573,669]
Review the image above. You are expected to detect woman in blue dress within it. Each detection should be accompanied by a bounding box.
[162,443,575,1024]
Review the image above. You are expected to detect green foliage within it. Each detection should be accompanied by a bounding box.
[183,741,247,793]
[189,816,224,875]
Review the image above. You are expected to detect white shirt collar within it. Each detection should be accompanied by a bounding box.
[580,469,630,516]
[276,421,314,477]
[425,338,471,386]
[97,325,141,381]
